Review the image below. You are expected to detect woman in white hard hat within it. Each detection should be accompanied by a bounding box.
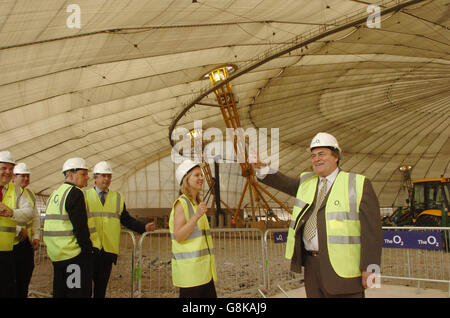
[169,160,217,298]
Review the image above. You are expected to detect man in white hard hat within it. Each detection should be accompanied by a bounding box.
[86,161,155,298]
[0,151,34,298]
[12,162,41,298]
[43,157,99,298]
[252,132,382,298]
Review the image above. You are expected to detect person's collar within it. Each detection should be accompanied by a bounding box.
[321,167,339,184]
[95,186,109,194]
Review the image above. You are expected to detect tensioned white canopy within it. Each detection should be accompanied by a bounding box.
[0,0,448,209]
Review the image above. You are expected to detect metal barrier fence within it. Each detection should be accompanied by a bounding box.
[29,227,53,297]
[105,230,137,298]
[28,229,137,298]
[137,228,267,297]
[137,229,175,298]
[28,226,450,297]
[212,228,265,297]
[381,226,450,296]
[263,229,303,295]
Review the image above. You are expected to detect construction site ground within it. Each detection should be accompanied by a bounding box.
[272,284,449,298]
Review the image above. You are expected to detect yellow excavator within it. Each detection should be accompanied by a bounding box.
[383,176,449,227]
[411,178,449,227]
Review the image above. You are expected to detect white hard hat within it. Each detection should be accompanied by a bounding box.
[0,151,15,165]
[93,161,112,174]
[62,157,88,173]
[14,162,31,175]
[310,132,341,153]
[176,159,200,185]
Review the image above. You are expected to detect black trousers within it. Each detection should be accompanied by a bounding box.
[93,250,115,298]
[52,252,93,298]
[0,251,16,298]
[12,239,35,298]
[179,279,217,298]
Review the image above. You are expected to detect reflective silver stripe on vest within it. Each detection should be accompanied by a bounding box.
[299,172,315,186]
[115,194,121,215]
[88,212,120,219]
[328,235,361,244]
[172,248,215,260]
[44,227,97,237]
[348,173,357,215]
[15,185,21,207]
[45,214,70,221]
[289,173,315,229]
[43,230,74,236]
[325,173,359,222]
[179,196,195,218]
[291,198,308,228]
[327,173,361,243]
[293,198,307,211]
[59,186,72,214]
[326,212,360,221]
[0,226,16,233]
[25,188,36,206]
[289,220,296,229]
[179,196,206,241]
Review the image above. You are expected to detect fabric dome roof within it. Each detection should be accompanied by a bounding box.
[0,0,448,208]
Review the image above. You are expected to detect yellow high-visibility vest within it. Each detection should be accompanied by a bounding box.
[169,194,217,288]
[285,171,365,278]
[43,183,98,262]
[85,188,123,254]
[0,182,20,251]
[14,187,36,245]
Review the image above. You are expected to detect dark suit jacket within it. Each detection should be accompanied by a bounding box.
[260,170,382,295]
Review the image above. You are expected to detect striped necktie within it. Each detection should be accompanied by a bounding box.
[100,191,106,205]
[304,178,328,241]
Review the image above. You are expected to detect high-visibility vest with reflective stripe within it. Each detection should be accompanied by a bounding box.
[80,189,102,250]
[14,187,36,245]
[85,188,123,254]
[285,171,365,278]
[0,182,20,251]
[43,183,97,261]
[169,194,217,288]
